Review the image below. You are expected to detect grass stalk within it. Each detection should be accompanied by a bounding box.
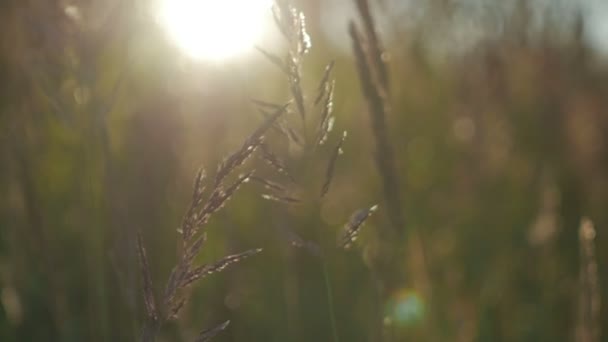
[322,260,340,342]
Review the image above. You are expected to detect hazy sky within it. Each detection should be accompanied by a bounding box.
[583,0,608,56]
[318,0,608,58]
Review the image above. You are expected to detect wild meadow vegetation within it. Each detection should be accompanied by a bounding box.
[1,0,607,341]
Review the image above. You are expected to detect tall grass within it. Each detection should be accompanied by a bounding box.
[137,106,288,341]
[2,0,608,341]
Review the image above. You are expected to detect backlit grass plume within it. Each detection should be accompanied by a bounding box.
[137,105,288,342]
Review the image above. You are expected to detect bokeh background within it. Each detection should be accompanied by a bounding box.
[1,0,608,341]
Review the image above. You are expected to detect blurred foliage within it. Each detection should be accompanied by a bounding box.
[1,0,608,341]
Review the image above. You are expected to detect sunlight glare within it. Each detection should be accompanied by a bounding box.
[158,0,272,60]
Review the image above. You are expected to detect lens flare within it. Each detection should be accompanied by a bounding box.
[158,0,272,60]
[385,289,426,327]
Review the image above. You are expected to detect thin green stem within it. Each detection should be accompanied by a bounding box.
[322,260,340,342]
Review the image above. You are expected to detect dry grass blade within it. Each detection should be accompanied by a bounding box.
[185,232,208,265]
[354,0,388,89]
[167,297,186,321]
[248,103,290,144]
[163,259,190,308]
[314,61,335,105]
[339,204,378,248]
[285,125,304,147]
[255,46,288,73]
[272,1,310,56]
[288,60,307,123]
[316,80,335,145]
[215,104,288,187]
[136,231,158,321]
[233,105,289,178]
[349,23,384,116]
[321,131,347,197]
[214,146,257,190]
[261,193,301,204]
[180,214,196,242]
[295,10,311,56]
[254,106,292,140]
[251,98,287,111]
[259,143,295,182]
[192,172,254,240]
[318,117,335,146]
[214,145,258,189]
[251,176,287,193]
[196,320,231,342]
[278,225,322,257]
[576,218,601,342]
[192,168,207,203]
[273,2,308,122]
[180,168,207,240]
[182,249,263,288]
[223,171,254,200]
[350,20,404,234]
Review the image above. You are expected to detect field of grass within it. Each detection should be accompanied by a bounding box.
[1,0,607,341]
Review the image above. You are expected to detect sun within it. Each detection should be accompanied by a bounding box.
[158,0,273,61]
